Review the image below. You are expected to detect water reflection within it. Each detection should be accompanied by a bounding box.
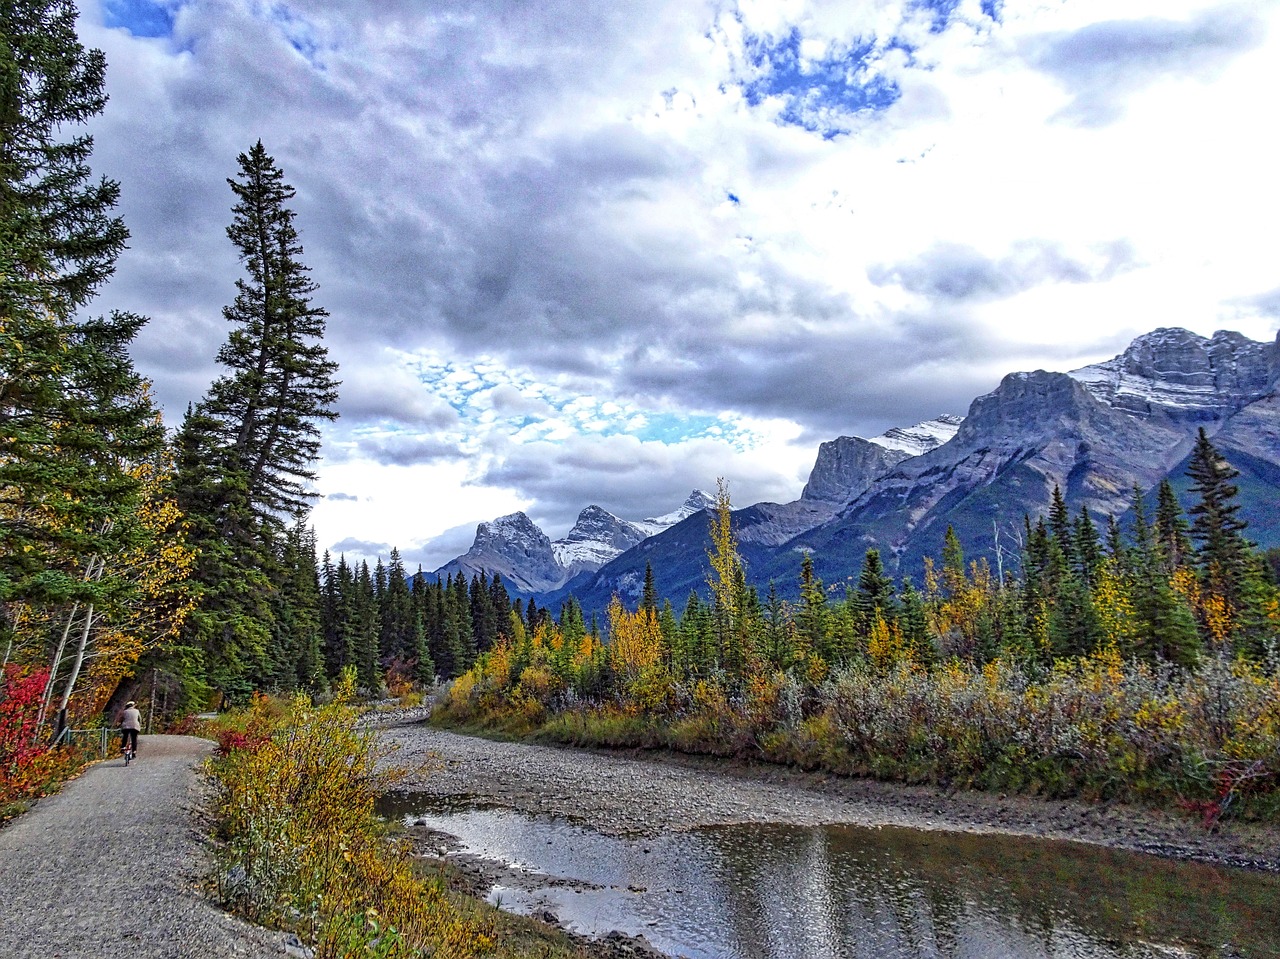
[379,794,1279,959]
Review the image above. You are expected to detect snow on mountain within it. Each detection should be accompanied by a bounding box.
[634,489,717,536]
[1068,328,1273,418]
[867,414,964,456]
[551,506,648,571]
[436,490,717,593]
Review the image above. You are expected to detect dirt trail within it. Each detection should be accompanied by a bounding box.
[0,735,284,959]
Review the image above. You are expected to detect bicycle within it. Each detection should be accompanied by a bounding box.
[121,728,139,766]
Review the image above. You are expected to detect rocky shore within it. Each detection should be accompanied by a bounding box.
[373,716,1280,872]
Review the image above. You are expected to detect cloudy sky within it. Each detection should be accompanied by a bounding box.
[79,0,1280,571]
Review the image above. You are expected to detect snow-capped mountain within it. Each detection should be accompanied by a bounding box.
[551,506,649,576]
[868,414,964,456]
[634,489,718,536]
[557,326,1280,614]
[431,490,714,595]
[1068,328,1273,419]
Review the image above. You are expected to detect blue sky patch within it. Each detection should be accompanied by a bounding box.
[104,0,174,38]
[911,0,964,34]
[410,356,755,451]
[740,28,900,137]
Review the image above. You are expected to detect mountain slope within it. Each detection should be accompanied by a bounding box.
[557,327,1280,613]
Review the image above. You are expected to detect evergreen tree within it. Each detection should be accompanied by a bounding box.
[796,553,827,660]
[761,581,789,669]
[1127,486,1199,664]
[320,553,355,679]
[1073,507,1104,588]
[1047,485,1075,569]
[352,561,380,692]
[488,573,511,639]
[1186,429,1252,610]
[0,1,165,654]
[897,578,929,657]
[173,143,338,698]
[449,573,476,673]
[854,548,895,630]
[641,561,659,616]
[270,525,323,689]
[195,142,339,526]
[1153,479,1193,576]
[379,548,414,663]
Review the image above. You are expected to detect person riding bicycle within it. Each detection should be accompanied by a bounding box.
[120,700,142,759]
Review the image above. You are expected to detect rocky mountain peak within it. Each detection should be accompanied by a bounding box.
[638,489,716,531]
[558,506,647,553]
[1069,327,1273,419]
[868,413,964,457]
[802,437,910,505]
[472,512,551,554]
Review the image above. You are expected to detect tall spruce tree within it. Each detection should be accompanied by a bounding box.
[175,143,338,698]
[1186,429,1251,608]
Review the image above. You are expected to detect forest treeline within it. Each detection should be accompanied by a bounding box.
[439,467,1280,819]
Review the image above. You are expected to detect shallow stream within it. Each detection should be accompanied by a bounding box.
[380,794,1279,959]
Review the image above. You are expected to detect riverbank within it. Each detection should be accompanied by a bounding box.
[375,717,1280,873]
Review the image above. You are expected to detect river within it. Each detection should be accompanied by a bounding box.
[381,793,1280,959]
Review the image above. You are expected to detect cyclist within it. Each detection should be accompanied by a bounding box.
[120,700,142,761]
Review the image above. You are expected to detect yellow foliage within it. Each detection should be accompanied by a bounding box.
[607,597,662,679]
[867,611,911,670]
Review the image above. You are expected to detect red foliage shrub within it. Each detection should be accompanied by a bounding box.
[214,728,270,758]
[1,665,54,803]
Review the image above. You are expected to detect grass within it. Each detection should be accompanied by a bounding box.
[200,679,610,959]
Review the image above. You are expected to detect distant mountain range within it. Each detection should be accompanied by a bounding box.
[431,327,1280,613]
[430,490,716,594]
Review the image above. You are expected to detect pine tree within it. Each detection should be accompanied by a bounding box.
[1127,486,1199,664]
[173,143,338,698]
[379,547,414,663]
[796,552,827,660]
[352,561,380,692]
[1153,479,1193,576]
[854,548,895,630]
[270,525,323,690]
[196,142,338,527]
[641,562,659,617]
[1186,429,1251,610]
[1073,507,1104,588]
[1048,485,1075,569]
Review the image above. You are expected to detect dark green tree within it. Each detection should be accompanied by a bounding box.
[853,548,895,630]
[174,142,339,697]
[641,561,659,616]
[1186,429,1251,609]
[1153,479,1192,576]
[0,1,164,656]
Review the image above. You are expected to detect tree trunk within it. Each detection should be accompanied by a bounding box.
[57,602,96,715]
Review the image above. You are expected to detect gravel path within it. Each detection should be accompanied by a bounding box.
[380,721,1280,871]
[0,735,286,959]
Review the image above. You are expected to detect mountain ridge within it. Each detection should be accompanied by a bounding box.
[427,327,1280,614]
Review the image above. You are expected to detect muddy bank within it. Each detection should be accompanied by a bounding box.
[374,718,1280,873]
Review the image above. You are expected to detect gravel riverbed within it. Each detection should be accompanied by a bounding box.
[373,715,1280,873]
